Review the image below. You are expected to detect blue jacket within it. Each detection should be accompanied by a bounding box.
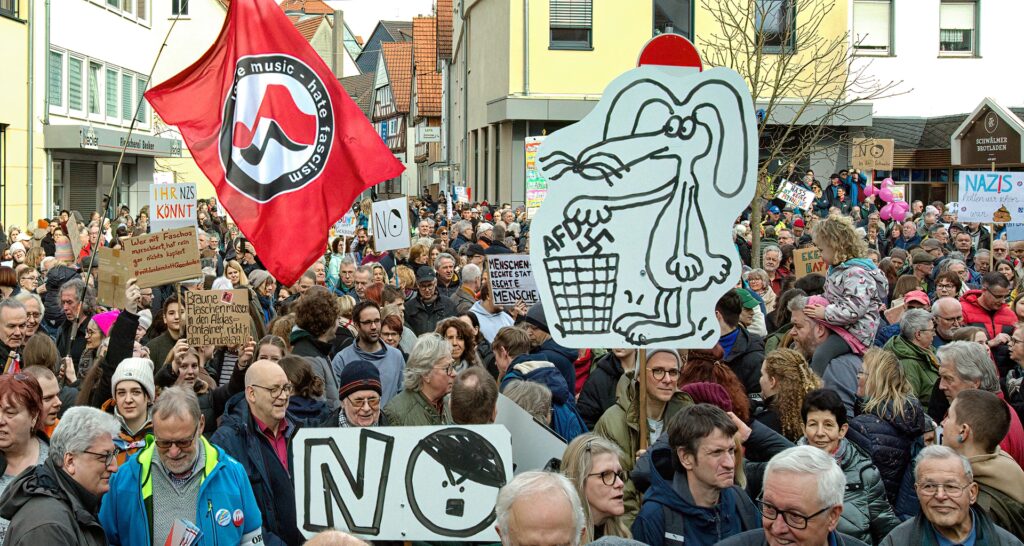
[501,357,587,442]
[99,436,263,546]
[529,338,578,396]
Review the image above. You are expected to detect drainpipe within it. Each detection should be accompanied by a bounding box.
[461,0,469,188]
[44,0,52,215]
[26,0,34,225]
[523,0,529,96]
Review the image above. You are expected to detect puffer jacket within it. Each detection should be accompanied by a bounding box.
[961,289,1018,377]
[41,265,78,330]
[0,457,107,546]
[883,333,940,411]
[502,358,587,443]
[577,352,631,430]
[799,438,900,544]
[528,338,579,399]
[847,397,925,507]
[823,259,888,352]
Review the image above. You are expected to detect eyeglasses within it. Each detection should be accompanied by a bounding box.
[381,331,400,339]
[985,288,1011,302]
[917,482,970,498]
[587,469,626,486]
[650,368,680,381]
[154,424,200,450]
[936,314,963,323]
[347,396,381,409]
[1010,337,1024,347]
[251,383,294,398]
[82,448,120,467]
[434,364,456,375]
[756,500,831,530]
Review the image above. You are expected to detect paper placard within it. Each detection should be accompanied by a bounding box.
[334,212,357,238]
[775,181,814,210]
[150,183,197,231]
[794,246,827,278]
[371,197,411,252]
[97,247,132,309]
[183,289,249,347]
[294,425,512,542]
[956,171,1024,223]
[487,254,540,306]
[525,136,548,218]
[494,394,566,474]
[454,186,468,204]
[123,227,203,288]
[851,138,894,171]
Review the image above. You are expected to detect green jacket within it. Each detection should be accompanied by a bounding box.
[883,333,940,411]
[382,389,451,427]
[764,323,792,353]
[593,374,692,527]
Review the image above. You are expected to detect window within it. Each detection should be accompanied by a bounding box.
[172,0,188,16]
[389,118,398,134]
[653,0,692,39]
[106,0,118,7]
[121,0,133,16]
[853,0,891,54]
[136,0,146,20]
[755,0,795,53]
[550,0,592,49]
[0,0,17,18]
[48,50,63,107]
[135,76,148,123]
[68,57,84,112]
[122,73,133,121]
[88,61,102,115]
[105,67,119,119]
[940,1,976,55]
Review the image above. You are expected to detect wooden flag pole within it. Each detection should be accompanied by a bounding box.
[638,349,650,453]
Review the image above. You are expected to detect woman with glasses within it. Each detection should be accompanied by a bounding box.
[799,388,899,544]
[932,271,964,301]
[383,333,454,426]
[379,313,408,360]
[561,434,631,543]
[0,373,50,543]
[14,268,39,297]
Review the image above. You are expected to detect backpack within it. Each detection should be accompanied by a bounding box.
[976,483,1024,538]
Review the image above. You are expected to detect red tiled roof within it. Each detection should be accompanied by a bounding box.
[413,16,441,118]
[292,15,325,42]
[381,41,413,114]
[436,0,453,61]
[278,0,333,14]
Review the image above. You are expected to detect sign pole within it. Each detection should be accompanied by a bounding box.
[638,349,649,452]
[991,161,996,272]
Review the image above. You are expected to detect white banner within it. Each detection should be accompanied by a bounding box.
[957,171,1023,223]
[334,212,357,238]
[149,183,197,232]
[371,197,411,252]
[487,254,540,306]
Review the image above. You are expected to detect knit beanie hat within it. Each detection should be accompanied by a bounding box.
[111,357,155,400]
[248,269,272,291]
[337,361,382,400]
[646,348,683,370]
[520,302,549,333]
[54,238,73,263]
[137,309,153,331]
[679,382,734,412]
[91,309,120,336]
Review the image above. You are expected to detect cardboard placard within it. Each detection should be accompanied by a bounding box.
[794,246,827,278]
[294,425,512,542]
[334,212,357,238]
[183,289,249,347]
[851,138,894,171]
[775,181,814,210]
[150,183,197,232]
[123,227,203,288]
[494,394,566,475]
[487,254,540,306]
[371,197,411,252]
[97,247,131,309]
[957,171,1024,223]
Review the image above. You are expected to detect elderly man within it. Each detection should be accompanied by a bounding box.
[788,295,862,414]
[880,446,1023,546]
[211,360,301,545]
[717,445,868,546]
[762,244,788,296]
[494,471,586,546]
[406,266,458,336]
[333,255,358,297]
[11,293,42,342]
[99,387,263,545]
[56,278,92,366]
[435,252,461,299]
[909,249,936,293]
[353,266,373,301]
[0,407,119,545]
[451,366,499,424]
[452,220,474,251]
[936,340,1024,468]
[931,297,964,348]
[884,309,941,410]
[941,389,1024,537]
[961,272,1018,376]
[328,360,386,427]
[0,299,27,373]
[453,263,481,313]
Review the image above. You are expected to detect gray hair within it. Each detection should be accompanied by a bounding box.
[461,263,482,284]
[762,244,782,259]
[787,294,809,314]
[914,445,973,482]
[12,291,43,311]
[60,277,86,302]
[434,252,457,270]
[355,265,373,278]
[495,471,585,546]
[900,309,933,338]
[745,268,770,286]
[339,255,357,268]
[49,406,120,467]
[455,220,472,234]
[765,445,846,508]
[503,381,552,423]
[403,333,453,391]
[151,386,202,426]
[0,298,26,315]
[936,341,1000,392]
[940,258,966,273]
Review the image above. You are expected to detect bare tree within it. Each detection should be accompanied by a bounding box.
[698,0,906,265]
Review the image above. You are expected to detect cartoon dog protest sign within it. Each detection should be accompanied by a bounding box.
[530,35,756,348]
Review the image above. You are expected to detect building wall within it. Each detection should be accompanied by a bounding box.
[464,0,510,132]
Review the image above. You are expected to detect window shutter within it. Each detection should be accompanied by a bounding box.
[122,74,133,121]
[48,51,63,107]
[854,1,889,49]
[68,57,83,111]
[69,161,98,215]
[88,62,102,114]
[940,3,973,28]
[550,0,592,28]
[135,77,148,123]
[105,68,118,118]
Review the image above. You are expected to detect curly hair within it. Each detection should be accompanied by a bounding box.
[294,286,340,337]
[278,355,325,399]
[394,265,415,291]
[812,214,867,265]
[860,347,915,420]
[267,315,296,351]
[435,318,479,366]
[678,359,750,422]
[762,348,822,441]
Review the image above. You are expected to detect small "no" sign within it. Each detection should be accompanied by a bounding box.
[372,197,412,251]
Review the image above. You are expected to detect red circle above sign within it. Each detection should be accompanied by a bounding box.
[637,34,703,70]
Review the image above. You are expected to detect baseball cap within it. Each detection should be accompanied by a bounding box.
[767,205,780,215]
[737,289,760,309]
[903,290,930,306]
[415,266,436,283]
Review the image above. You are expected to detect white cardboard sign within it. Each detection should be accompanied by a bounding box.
[529,52,756,348]
[371,197,411,252]
[294,425,512,542]
[494,394,567,474]
[487,254,540,306]
[334,212,357,238]
[775,180,814,210]
[149,183,197,231]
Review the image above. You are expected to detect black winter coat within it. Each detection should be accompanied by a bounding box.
[577,352,629,430]
[847,397,926,506]
[724,327,766,394]
[405,293,458,336]
[0,458,107,546]
[42,265,79,330]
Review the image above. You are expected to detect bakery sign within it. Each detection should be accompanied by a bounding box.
[951,97,1024,166]
[956,171,1023,223]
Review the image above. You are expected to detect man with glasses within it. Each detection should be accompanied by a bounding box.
[931,297,964,349]
[0,407,120,545]
[330,360,385,427]
[100,387,263,545]
[961,272,1018,377]
[880,445,1022,546]
[211,360,302,545]
[332,301,405,405]
[716,445,866,546]
[0,299,27,373]
[631,404,758,546]
[405,266,458,336]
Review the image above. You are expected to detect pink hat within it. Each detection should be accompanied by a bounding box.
[91,309,121,336]
[806,295,866,354]
[904,290,930,306]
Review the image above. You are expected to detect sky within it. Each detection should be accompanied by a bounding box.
[324,0,437,42]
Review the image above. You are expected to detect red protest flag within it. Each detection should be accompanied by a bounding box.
[145,0,403,286]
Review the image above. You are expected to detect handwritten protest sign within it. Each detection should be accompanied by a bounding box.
[150,183,197,231]
[183,289,249,347]
[333,212,357,238]
[775,181,814,210]
[294,425,512,542]
[123,227,202,288]
[494,394,566,474]
[794,246,827,278]
[97,247,131,309]
[957,171,1023,223]
[487,254,539,306]
[371,197,411,252]
[852,138,894,171]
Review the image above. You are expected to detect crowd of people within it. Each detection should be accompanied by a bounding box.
[0,182,1022,546]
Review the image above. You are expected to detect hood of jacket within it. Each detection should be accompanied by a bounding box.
[290,327,333,356]
[507,359,574,404]
[469,300,504,318]
[538,338,577,363]
[45,265,79,290]
[970,449,1024,503]
[886,332,935,364]
[287,396,329,425]
[0,456,100,522]
[347,341,390,363]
